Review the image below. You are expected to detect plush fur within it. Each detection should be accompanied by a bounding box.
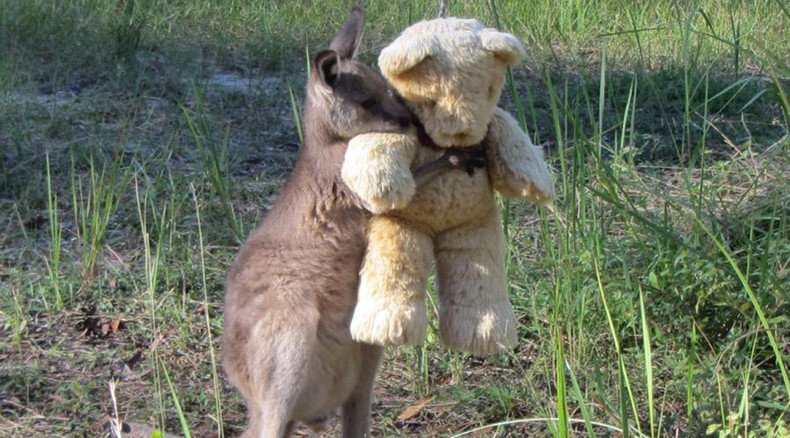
[341,133,418,213]
[342,17,554,356]
[486,108,554,203]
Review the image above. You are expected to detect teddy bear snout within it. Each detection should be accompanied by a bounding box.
[446,132,473,145]
[431,121,488,147]
[418,99,490,146]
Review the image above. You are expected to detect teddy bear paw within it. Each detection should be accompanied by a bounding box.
[439,302,518,356]
[350,299,426,346]
[364,188,415,214]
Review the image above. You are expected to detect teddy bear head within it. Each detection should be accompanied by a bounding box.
[378,17,525,147]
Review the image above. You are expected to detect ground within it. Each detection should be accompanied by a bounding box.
[1,1,789,437]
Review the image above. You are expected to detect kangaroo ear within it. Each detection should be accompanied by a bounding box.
[330,7,365,59]
[314,50,339,88]
[481,29,525,65]
[378,36,440,78]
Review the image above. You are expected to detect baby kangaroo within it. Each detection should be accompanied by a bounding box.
[222,8,481,438]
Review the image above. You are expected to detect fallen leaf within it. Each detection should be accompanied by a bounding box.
[396,397,433,421]
[110,319,122,333]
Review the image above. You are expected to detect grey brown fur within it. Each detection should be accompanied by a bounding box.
[222,8,476,438]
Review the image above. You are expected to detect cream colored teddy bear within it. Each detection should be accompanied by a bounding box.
[342,17,554,355]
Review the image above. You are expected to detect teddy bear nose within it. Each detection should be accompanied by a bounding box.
[452,133,472,144]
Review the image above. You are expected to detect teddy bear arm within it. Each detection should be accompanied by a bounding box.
[486,107,555,205]
[341,132,419,214]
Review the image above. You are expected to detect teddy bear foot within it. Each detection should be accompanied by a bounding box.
[439,302,518,356]
[350,299,426,346]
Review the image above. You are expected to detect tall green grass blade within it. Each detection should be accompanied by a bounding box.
[773,76,790,127]
[288,81,303,145]
[554,327,568,437]
[161,359,193,438]
[738,329,759,437]
[597,36,606,157]
[687,323,697,420]
[619,361,630,438]
[566,361,596,438]
[544,68,568,197]
[616,78,636,169]
[191,184,224,437]
[135,174,167,431]
[626,10,646,67]
[681,5,700,158]
[45,152,62,308]
[591,247,641,436]
[639,286,655,438]
[728,7,740,77]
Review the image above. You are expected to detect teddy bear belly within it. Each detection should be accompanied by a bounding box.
[390,165,496,233]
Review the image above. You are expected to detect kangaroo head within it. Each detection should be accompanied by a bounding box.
[306,8,412,141]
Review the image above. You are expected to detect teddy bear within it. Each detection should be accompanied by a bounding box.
[341,17,554,356]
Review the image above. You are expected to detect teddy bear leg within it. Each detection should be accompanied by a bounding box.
[435,211,518,355]
[350,216,434,346]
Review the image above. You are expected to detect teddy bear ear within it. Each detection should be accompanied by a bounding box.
[378,36,440,78]
[481,29,526,65]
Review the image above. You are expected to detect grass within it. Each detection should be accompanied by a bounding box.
[1,0,789,437]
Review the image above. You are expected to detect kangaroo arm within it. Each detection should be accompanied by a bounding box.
[412,147,487,187]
